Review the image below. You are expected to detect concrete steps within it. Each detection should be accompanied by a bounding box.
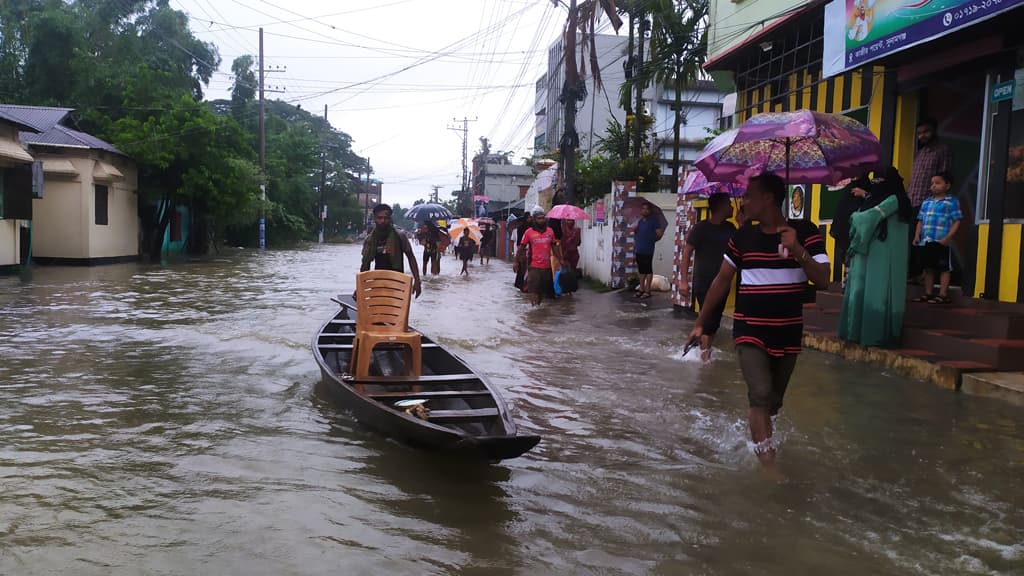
[803,287,1024,381]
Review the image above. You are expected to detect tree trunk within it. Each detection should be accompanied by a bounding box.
[149,195,173,263]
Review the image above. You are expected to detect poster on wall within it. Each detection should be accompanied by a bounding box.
[787,185,807,220]
[594,199,606,224]
[823,0,1024,77]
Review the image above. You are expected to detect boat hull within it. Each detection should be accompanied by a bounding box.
[312,298,539,460]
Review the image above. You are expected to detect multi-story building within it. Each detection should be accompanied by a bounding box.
[471,153,534,214]
[648,80,729,187]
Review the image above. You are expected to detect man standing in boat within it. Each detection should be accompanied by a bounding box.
[361,203,422,298]
[687,174,829,473]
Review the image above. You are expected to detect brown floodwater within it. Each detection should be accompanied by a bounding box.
[0,244,1021,575]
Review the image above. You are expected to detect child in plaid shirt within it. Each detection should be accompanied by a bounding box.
[913,171,961,304]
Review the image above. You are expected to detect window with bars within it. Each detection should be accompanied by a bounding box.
[733,11,824,112]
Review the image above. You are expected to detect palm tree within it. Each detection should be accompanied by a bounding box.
[623,0,708,191]
[560,0,623,204]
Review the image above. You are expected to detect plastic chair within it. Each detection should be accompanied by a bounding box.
[350,270,422,378]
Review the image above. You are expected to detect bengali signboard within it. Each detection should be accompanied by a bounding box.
[824,0,1024,77]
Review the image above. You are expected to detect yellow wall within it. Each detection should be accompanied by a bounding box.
[32,154,139,260]
[974,223,1022,302]
[738,65,890,283]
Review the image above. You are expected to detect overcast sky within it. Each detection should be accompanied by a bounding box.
[171,0,598,208]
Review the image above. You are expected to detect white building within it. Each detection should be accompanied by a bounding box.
[648,80,729,185]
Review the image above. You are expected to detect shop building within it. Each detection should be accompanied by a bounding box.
[706,0,1024,302]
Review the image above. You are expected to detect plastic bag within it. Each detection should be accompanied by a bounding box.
[553,269,563,296]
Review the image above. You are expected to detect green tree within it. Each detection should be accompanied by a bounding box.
[623,0,709,189]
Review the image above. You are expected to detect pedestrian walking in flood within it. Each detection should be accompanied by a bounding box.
[416,222,442,276]
[680,193,736,361]
[360,203,422,298]
[632,202,665,299]
[520,211,560,306]
[687,173,829,473]
[560,219,581,272]
[457,228,476,276]
[479,224,494,265]
[513,213,534,291]
[913,171,962,304]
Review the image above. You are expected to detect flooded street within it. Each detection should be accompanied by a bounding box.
[1,244,1022,575]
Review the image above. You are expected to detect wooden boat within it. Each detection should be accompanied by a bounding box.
[312,295,541,461]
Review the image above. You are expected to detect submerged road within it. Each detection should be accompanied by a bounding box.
[0,244,1022,575]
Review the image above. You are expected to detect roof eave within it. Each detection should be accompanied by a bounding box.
[704,0,827,72]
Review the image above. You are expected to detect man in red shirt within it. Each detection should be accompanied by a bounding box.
[520,212,561,306]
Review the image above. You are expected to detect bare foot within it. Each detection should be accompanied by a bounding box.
[758,461,787,483]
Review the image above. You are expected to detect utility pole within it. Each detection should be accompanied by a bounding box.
[478,137,490,215]
[633,12,648,167]
[257,27,285,249]
[560,0,581,205]
[623,3,635,160]
[448,117,476,216]
[430,185,442,204]
[258,28,265,249]
[363,157,371,232]
[319,103,327,244]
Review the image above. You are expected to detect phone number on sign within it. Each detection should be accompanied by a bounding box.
[948,0,1008,23]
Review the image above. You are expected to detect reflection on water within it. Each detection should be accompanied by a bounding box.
[0,244,1022,575]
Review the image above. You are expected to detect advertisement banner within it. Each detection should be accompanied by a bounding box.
[594,199,606,224]
[823,0,1024,77]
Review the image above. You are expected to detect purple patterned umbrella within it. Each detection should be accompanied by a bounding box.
[695,111,882,186]
[679,169,746,198]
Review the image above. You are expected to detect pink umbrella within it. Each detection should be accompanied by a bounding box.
[680,170,746,197]
[695,111,882,186]
[547,204,589,220]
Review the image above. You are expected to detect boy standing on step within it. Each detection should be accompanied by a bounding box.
[913,171,961,304]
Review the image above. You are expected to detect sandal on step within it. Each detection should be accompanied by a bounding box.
[639,291,652,299]
[912,294,932,302]
[927,295,951,304]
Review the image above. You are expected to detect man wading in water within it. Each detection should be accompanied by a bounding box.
[688,174,829,474]
[360,203,422,298]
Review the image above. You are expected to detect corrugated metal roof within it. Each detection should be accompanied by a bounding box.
[0,105,72,132]
[0,110,42,132]
[20,125,124,156]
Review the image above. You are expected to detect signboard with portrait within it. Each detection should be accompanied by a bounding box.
[786,184,807,220]
[823,0,1024,77]
[594,198,606,225]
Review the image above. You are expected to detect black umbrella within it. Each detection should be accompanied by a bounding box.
[406,203,454,222]
[619,197,669,231]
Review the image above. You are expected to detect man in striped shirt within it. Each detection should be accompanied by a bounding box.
[688,173,830,471]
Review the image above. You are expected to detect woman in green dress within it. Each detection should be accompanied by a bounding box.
[839,166,913,347]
